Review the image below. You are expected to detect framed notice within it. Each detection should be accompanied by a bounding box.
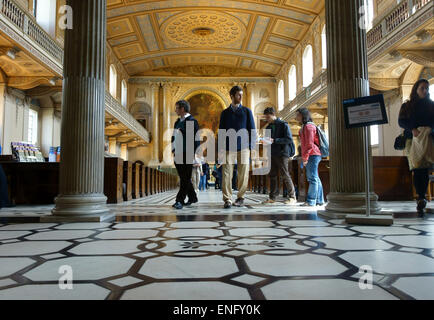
[343,94,388,129]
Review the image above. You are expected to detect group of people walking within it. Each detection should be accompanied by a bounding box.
[171,85,326,210]
[171,80,433,213]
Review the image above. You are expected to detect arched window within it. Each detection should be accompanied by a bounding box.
[35,0,57,37]
[278,80,285,111]
[288,65,297,101]
[109,65,117,98]
[302,45,313,87]
[321,25,327,70]
[121,80,127,108]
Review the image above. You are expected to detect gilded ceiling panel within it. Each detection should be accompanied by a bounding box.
[263,43,291,60]
[136,15,160,51]
[160,11,247,48]
[106,0,324,76]
[114,43,144,59]
[247,16,271,52]
[107,19,134,38]
[272,20,307,40]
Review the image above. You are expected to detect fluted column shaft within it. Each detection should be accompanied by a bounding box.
[162,83,172,165]
[325,0,380,216]
[51,0,110,219]
[150,83,160,166]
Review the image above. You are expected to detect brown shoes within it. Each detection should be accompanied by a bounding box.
[262,199,276,205]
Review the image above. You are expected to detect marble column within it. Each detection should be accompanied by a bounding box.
[161,82,173,166]
[121,143,128,160]
[149,82,160,166]
[246,83,257,127]
[108,137,117,155]
[323,0,380,218]
[0,83,6,153]
[45,0,113,222]
[40,106,55,158]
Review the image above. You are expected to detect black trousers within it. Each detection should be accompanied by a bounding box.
[413,168,430,200]
[269,156,296,200]
[0,165,9,208]
[175,163,197,204]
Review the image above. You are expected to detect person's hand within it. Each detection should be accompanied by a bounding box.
[303,160,308,167]
[412,128,421,138]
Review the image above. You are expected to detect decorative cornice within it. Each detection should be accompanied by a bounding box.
[398,50,434,67]
[129,77,276,84]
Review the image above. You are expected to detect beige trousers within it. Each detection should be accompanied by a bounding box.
[191,167,201,193]
[222,149,250,203]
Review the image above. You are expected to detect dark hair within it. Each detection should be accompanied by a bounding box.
[264,107,275,115]
[296,108,313,125]
[175,100,190,113]
[230,86,243,98]
[400,79,430,118]
[410,79,430,102]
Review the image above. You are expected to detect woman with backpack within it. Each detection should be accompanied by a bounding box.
[296,108,325,207]
[398,79,434,215]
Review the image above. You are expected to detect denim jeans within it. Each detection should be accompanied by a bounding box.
[199,175,207,191]
[305,155,324,206]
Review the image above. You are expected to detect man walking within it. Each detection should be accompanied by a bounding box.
[218,85,256,209]
[261,107,297,205]
[171,100,200,210]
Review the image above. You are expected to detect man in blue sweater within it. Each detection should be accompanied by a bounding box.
[218,86,257,209]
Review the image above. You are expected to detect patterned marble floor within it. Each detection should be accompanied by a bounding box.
[0,190,433,300]
[0,190,432,220]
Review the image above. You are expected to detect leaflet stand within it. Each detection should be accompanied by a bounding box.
[342,94,394,226]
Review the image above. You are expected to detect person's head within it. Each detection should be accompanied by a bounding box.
[175,100,190,117]
[263,107,277,123]
[230,86,243,105]
[296,108,313,125]
[410,79,430,101]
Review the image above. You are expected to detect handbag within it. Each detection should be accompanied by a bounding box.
[394,133,407,150]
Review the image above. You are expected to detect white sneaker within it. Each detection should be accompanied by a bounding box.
[284,198,297,205]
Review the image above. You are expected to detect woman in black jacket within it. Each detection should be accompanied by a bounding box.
[398,79,434,214]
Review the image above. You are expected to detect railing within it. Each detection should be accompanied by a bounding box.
[367,0,432,50]
[105,92,151,144]
[281,0,432,121]
[0,0,63,63]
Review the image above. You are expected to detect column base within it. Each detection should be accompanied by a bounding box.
[320,192,381,219]
[46,194,114,222]
[344,214,394,226]
[41,213,115,223]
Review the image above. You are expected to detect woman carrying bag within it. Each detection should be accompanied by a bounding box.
[296,108,325,207]
[398,79,434,215]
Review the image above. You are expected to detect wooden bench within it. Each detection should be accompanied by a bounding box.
[123,161,133,201]
[104,157,123,204]
[132,162,141,199]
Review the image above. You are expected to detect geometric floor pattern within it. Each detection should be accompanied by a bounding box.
[0,190,433,300]
[0,190,430,220]
[0,217,433,299]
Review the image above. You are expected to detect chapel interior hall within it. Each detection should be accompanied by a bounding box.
[0,0,433,301]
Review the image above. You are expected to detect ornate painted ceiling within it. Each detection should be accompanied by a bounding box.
[106,0,325,77]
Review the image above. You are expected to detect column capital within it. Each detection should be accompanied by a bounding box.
[149,82,161,90]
